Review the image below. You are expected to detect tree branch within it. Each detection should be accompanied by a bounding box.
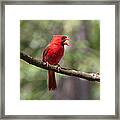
[20,52,100,82]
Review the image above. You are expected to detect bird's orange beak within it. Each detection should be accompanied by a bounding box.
[64,37,70,46]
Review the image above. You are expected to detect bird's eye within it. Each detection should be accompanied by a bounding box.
[62,36,67,41]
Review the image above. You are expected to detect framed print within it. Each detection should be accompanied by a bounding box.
[0,0,119,119]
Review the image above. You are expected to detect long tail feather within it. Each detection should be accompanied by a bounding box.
[48,70,57,90]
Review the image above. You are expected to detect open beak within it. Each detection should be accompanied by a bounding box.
[64,37,70,46]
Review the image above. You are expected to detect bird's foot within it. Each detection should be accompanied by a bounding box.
[55,64,61,72]
[43,62,49,67]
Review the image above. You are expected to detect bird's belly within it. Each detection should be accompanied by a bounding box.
[48,47,64,65]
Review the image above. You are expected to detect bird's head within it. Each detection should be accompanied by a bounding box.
[52,35,70,46]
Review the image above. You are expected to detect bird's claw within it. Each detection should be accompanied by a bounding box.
[55,64,61,72]
[43,62,49,67]
[57,66,61,72]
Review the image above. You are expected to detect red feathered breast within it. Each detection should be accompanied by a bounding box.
[43,43,64,65]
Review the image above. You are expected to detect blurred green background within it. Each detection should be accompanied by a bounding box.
[20,20,100,100]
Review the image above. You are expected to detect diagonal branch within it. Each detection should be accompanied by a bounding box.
[20,52,100,82]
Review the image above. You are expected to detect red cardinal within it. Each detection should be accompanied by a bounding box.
[42,35,70,90]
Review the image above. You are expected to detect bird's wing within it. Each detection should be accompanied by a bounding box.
[42,44,50,62]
